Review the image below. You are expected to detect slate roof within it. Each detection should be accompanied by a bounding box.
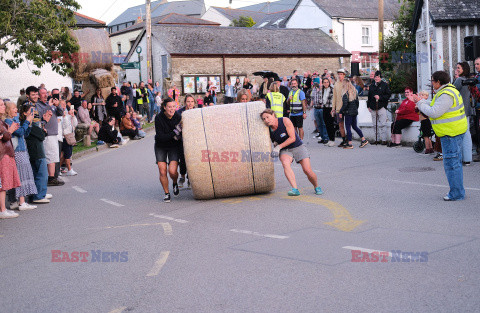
[211,7,268,24]
[239,0,298,13]
[109,13,219,37]
[254,10,293,28]
[412,0,480,31]
[311,0,402,20]
[74,12,106,28]
[127,25,350,59]
[108,0,205,27]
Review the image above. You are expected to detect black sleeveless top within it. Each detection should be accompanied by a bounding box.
[270,118,303,149]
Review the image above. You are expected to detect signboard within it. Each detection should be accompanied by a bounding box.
[120,62,139,70]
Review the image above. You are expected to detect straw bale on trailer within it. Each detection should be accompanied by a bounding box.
[182,101,275,200]
[70,28,113,76]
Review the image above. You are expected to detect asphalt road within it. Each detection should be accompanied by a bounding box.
[1,120,479,313]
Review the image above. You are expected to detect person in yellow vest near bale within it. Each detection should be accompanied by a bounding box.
[265,83,286,118]
[287,79,307,140]
[411,71,468,201]
[136,81,149,118]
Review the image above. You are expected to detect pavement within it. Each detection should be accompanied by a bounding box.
[1,115,479,313]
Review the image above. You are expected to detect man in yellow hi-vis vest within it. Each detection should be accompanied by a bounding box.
[265,83,286,118]
[412,71,468,201]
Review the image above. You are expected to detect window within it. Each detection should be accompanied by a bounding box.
[362,26,371,46]
[181,75,222,95]
[130,40,136,49]
[117,43,121,54]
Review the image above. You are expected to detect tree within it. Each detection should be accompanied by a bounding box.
[0,0,80,76]
[230,16,256,27]
[380,0,417,93]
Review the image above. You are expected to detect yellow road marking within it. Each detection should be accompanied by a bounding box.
[282,195,365,232]
[108,307,127,313]
[146,251,170,277]
[104,222,168,229]
[161,222,173,236]
[0,235,4,238]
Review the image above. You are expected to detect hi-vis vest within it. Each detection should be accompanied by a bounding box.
[289,89,303,113]
[136,88,149,105]
[266,92,285,117]
[429,84,468,137]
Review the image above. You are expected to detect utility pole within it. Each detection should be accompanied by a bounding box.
[146,0,153,82]
[378,0,384,53]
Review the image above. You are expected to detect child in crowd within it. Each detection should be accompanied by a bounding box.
[131,111,146,138]
[418,90,434,154]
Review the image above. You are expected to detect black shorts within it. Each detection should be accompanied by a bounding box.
[420,119,433,137]
[62,138,73,159]
[289,115,304,128]
[154,144,180,163]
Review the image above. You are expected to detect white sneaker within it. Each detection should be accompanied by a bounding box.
[0,210,18,219]
[327,141,336,147]
[18,203,37,210]
[66,169,78,176]
[109,144,119,148]
[121,138,130,145]
[46,194,53,199]
[6,210,19,217]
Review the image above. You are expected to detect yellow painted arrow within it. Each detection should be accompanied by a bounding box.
[282,195,365,232]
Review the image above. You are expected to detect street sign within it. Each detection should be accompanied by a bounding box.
[136,46,142,54]
[120,62,139,70]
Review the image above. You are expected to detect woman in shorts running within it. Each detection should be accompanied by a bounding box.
[154,97,182,203]
[260,109,323,196]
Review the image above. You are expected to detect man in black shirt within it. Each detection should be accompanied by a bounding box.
[105,87,124,123]
[367,71,391,145]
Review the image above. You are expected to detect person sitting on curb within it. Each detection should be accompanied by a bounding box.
[78,100,100,144]
[260,109,323,196]
[98,117,122,148]
[388,87,419,147]
[120,112,141,140]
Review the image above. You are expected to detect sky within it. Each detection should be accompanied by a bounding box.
[76,0,271,24]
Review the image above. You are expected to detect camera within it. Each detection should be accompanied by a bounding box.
[461,78,479,86]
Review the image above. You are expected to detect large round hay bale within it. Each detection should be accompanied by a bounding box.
[70,28,113,76]
[182,101,275,200]
[89,69,115,88]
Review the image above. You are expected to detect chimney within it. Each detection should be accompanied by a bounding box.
[136,16,143,23]
[229,0,232,8]
[160,0,168,4]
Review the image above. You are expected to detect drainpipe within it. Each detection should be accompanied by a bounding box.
[222,55,226,92]
[337,18,345,48]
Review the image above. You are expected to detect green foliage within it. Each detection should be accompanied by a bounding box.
[0,0,81,76]
[380,0,417,93]
[230,16,256,27]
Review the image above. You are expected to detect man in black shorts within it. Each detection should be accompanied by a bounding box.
[154,97,182,203]
[287,78,307,140]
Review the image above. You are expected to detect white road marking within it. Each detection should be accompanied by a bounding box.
[388,179,480,191]
[100,199,125,207]
[230,229,289,239]
[161,222,173,235]
[342,246,392,257]
[108,306,127,313]
[149,213,188,223]
[104,222,167,229]
[72,186,87,193]
[146,251,170,277]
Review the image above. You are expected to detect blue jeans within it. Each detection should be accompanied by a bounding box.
[213,96,217,105]
[314,108,328,140]
[440,133,465,200]
[344,115,364,141]
[463,118,472,163]
[30,158,48,200]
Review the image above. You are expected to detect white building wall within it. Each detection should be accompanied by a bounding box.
[285,0,331,31]
[126,35,148,85]
[109,29,142,59]
[201,8,231,27]
[0,47,72,102]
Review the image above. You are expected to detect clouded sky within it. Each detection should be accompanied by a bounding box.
[76,0,269,24]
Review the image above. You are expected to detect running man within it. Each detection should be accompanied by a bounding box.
[154,97,182,202]
[260,109,323,196]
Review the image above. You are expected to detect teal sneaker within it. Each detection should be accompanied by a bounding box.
[315,187,324,195]
[287,188,300,196]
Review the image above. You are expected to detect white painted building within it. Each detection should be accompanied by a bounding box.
[264,0,401,74]
[411,0,480,92]
[201,7,268,27]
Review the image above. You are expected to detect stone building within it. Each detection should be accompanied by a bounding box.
[125,25,350,99]
[411,0,480,92]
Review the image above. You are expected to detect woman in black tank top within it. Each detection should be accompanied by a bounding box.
[260,109,324,197]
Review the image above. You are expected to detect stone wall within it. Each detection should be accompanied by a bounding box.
[170,55,350,101]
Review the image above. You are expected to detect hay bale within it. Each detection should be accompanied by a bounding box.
[89,69,115,88]
[70,28,113,76]
[182,101,275,200]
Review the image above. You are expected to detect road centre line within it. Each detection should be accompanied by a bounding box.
[388,179,480,191]
[104,222,168,229]
[230,229,289,239]
[149,213,188,223]
[342,246,392,257]
[72,186,87,193]
[146,251,170,277]
[108,307,127,313]
[100,199,125,207]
